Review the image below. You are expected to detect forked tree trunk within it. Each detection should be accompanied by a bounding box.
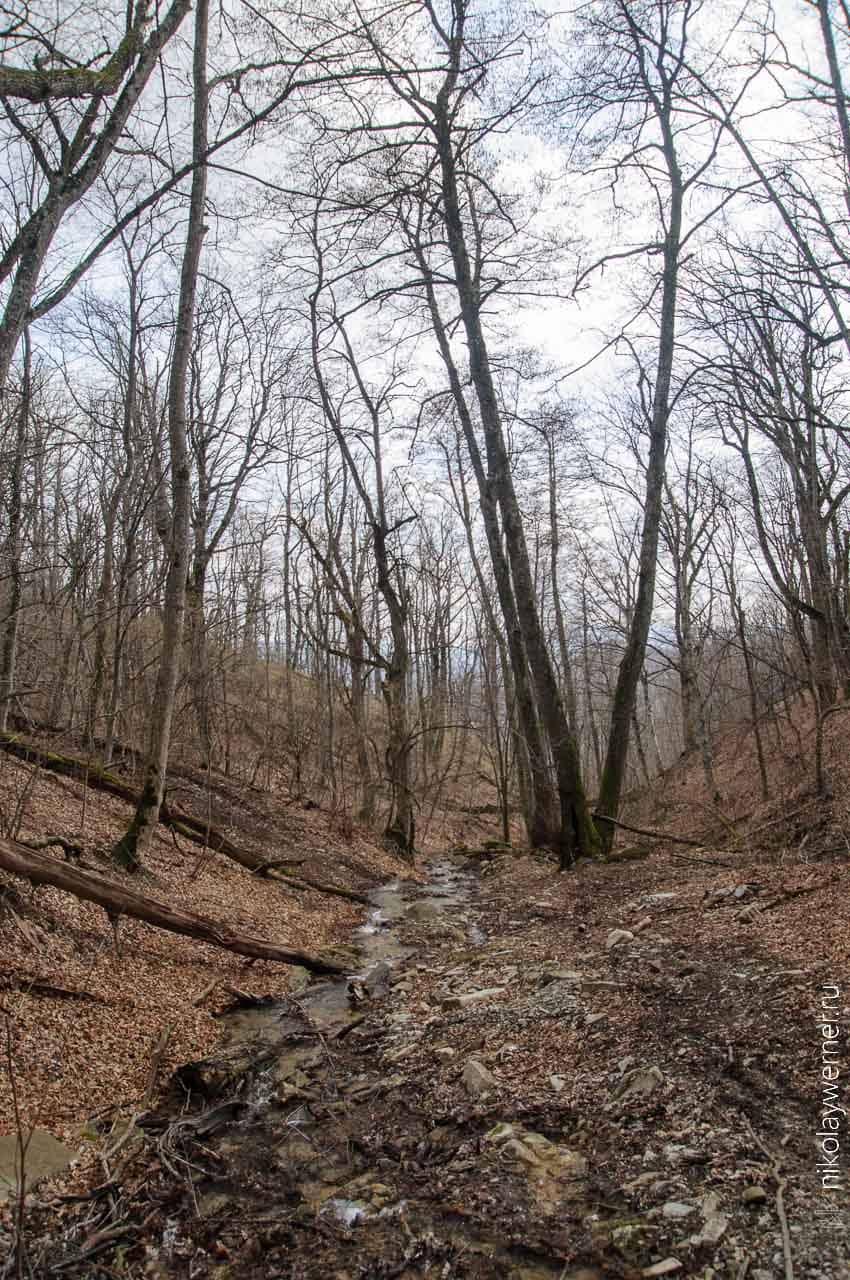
[596,112,683,854]
[433,81,595,867]
[419,257,559,849]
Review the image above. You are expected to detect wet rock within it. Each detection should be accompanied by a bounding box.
[363,961,391,997]
[606,928,634,950]
[463,1058,498,1096]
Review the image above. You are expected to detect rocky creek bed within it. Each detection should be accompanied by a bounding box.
[7,847,850,1278]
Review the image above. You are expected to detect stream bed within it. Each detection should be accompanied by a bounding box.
[149,853,582,1278]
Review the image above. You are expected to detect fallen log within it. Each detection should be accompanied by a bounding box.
[0,732,255,867]
[0,733,376,903]
[0,971,107,1003]
[593,812,734,860]
[0,838,347,975]
[271,867,370,905]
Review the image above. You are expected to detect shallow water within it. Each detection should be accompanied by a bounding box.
[220,853,481,1046]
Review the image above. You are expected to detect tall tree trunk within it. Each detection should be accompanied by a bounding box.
[735,600,769,802]
[596,117,683,853]
[186,563,213,769]
[112,0,209,870]
[373,522,414,859]
[0,329,30,733]
[417,246,559,848]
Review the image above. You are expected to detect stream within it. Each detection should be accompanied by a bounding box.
[221,854,483,1045]
[154,854,583,1277]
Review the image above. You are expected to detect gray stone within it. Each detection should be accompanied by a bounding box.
[692,1212,728,1246]
[442,987,506,1009]
[661,1201,697,1219]
[611,1065,664,1103]
[364,961,392,996]
[662,1143,704,1165]
[640,893,677,908]
[642,1262,682,1278]
[463,1058,498,1096]
[606,928,635,950]
[549,1074,567,1093]
[540,968,583,985]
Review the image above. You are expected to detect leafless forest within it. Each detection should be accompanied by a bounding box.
[1,2,850,1276]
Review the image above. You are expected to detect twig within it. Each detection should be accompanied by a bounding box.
[759,884,820,913]
[0,973,107,1004]
[743,1117,794,1280]
[668,850,734,869]
[49,1223,135,1272]
[192,975,221,1007]
[145,1021,176,1104]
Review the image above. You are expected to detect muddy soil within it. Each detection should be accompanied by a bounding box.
[12,848,850,1279]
